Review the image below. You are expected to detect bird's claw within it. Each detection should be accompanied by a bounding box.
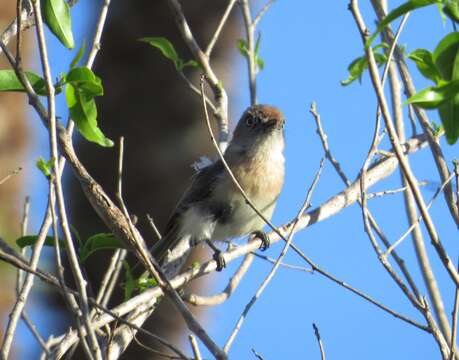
[252,230,270,251]
[213,250,226,272]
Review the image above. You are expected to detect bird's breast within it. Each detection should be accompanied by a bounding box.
[210,147,285,239]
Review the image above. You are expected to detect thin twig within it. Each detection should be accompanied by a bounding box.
[183,254,254,306]
[384,174,454,257]
[223,159,325,353]
[349,0,459,289]
[350,2,451,358]
[147,213,162,241]
[357,11,422,315]
[1,204,52,359]
[253,0,275,27]
[370,0,459,229]
[0,4,32,56]
[92,249,127,314]
[115,138,227,360]
[205,0,237,57]
[167,0,229,149]
[0,167,22,185]
[251,348,266,360]
[22,311,50,357]
[31,1,102,357]
[200,75,318,272]
[251,252,313,273]
[132,335,188,359]
[16,0,23,65]
[312,323,326,360]
[0,236,190,360]
[454,160,459,211]
[367,182,428,198]
[450,258,459,360]
[384,2,453,342]
[50,184,93,359]
[239,0,257,104]
[310,102,421,299]
[189,334,202,360]
[177,72,217,114]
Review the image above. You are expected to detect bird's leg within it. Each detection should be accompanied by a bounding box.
[205,239,226,271]
[252,230,270,251]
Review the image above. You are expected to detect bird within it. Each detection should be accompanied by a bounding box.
[153,104,286,271]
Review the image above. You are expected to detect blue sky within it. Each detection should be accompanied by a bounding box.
[17,0,459,359]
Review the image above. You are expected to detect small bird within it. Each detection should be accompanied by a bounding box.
[153,104,286,271]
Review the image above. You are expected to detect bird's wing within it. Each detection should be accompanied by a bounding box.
[152,160,224,262]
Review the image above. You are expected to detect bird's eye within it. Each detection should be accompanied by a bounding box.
[245,116,257,127]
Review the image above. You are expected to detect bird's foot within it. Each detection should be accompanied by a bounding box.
[252,230,270,251]
[206,239,226,271]
[213,249,226,272]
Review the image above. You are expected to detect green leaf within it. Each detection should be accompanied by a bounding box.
[406,79,459,108]
[36,156,54,177]
[66,67,103,96]
[42,0,74,49]
[431,32,459,144]
[255,33,262,56]
[237,36,265,71]
[123,261,135,301]
[254,33,265,71]
[256,57,265,70]
[408,49,442,83]
[437,2,448,24]
[341,46,387,86]
[66,83,113,147]
[366,0,440,48]
[444,0,459,22]
[439,96,459,143]
[70,224,82,246]
[440,44,459,144]
[341,57,367,86]
[0,70,48,95]
[431,120,443,136]
[433,32,459,80]
[16,235,64,248]
[181,59,199,69]
[136,275,158,291]
[79,233,124,262]
[237,39,249,58]
[70,41,87,69]
[139,37,181,69]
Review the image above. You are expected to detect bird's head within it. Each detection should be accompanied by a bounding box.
[229,104,285,154]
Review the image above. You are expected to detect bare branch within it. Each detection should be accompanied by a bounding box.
[251,252,313,273]
[384,173,454,257]
[224,159,324,353]
[0,167,22,186]
[166,0,229,149]
[253,0,275,27]
[310,102,421,299]
[239,0,257,104]
[189,334,202,360]
[31,0,103,356]
[251,348,266,360]
[22,312,50,357]
[312,323,326,360]
[184,254,254,306]
[349,0,459,289]
[369,0,459,229]
[451,259,459,360]
[205,0,238,57]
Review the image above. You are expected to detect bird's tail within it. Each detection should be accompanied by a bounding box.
[151,230,175,265]
[151,223,190,270]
